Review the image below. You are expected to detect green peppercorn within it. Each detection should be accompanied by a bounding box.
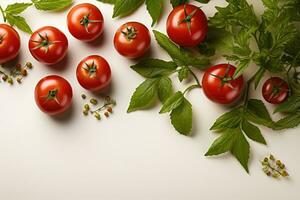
[81,94,86,99]
[282,171,289,177]
[21,69,27,76]
[269,154,275,161]
[83,110,89,116]
[263,157,268,163]
[84,104,90,111]
[276,160,282,166]
[17,77,22,84]
[26,62,33,69]
[94,112,101,120]
[7,77,13,85]
[2,75,8,81]
[90,98,98,105]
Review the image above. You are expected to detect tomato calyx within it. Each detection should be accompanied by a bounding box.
[268,79,289,100]
[210,65,235,89]
[121,26,137,41]
[45,89,60,104]
[30,33,60,53]
[82,61,97,77]
[0,33,6,44]
[178,4,198,34]
[80,13,102,33]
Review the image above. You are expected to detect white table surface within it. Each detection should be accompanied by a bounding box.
[1,0,299,199]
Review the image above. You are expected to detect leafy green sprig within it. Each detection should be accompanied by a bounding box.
[0,0,73,34]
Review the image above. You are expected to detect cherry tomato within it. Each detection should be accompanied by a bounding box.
[114,22,151,58]
[166,4,208,47]
[76,55,111,91]
[67,3,104,42]
[29,26,68,65]
[202,64,244,104]
[262,77,289,104]
[35,75,73,115]
[0,24,20,64]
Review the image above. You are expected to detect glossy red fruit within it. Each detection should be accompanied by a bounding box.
[0,24,20,64]
[262,77,289,104]
[166,4,208,47]
[35,75,73,115]
[114,22,151,58]
[76,55,111,91]
[202,64,244,104]
[29,26,68,65]
[67,3,104,41]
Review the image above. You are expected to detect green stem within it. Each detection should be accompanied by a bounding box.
[0,6,6,22]
[91,102,114,113]
[243,74,256,109]
[188,67,201,87]
[183,84,200,95]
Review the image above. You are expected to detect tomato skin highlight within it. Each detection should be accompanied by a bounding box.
[114,22,151,58]
[76,55,111,91]
[202,64,244,104]
[29,26,68,65]
[0,24,21,64]
[166,4,208,47]
[35,75,73,115]
[67,3,104,42]
[262,77,289,104]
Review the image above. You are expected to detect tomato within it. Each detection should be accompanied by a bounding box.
[35,75,73,115]
[262,77,289,104]
[166,4,208,47]
[67,3,104,42]
[0,24,20,64]
[202,64,244,104]
[76,55,111,91]
[29,26,68,65]
[114,22,151,58]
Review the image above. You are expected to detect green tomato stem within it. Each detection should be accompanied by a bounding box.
[188,67,201,88]
[0,6,6,22]
[183,84,200,95]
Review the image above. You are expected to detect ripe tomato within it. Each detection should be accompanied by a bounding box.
[202,64,244,104]
[0,24,20,64]
[35,75,73,115]
[76,55,111,91]
[166,4,208,47]
[114,22,151,58]
[67,3,104,41]
[29,26,68,65]
[262,77,289,104]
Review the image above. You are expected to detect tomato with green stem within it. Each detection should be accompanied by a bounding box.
[262,77,289,104]
[35,75,73,115]
[67,3,104,42]
[76,55,111,91]
[29,26,68,65]
[114,22,151,58]
[0,24,20,64]
[202,64,245,104]
[166,4,208,47]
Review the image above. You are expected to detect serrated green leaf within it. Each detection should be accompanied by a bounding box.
[160,91,183,114]
[32,0,73,11]
[178,66,189,82]
[231,129,250,173]
[205,129,236,156]
[210,108,242,130]
[274,95,300,113]
[242,120,266,145]
[273,112,300,130]
[127,78,159,113]
[158,77,173,103]
[5,3,32,14]
[113,0,144,18]
[131,59,177,78]
[146,0,163,26]
[97,0,117,4]
[6,14,32,34]
[170,98,192,135]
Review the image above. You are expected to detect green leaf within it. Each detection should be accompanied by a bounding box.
[131,59,177,78]
[97,0,117,4]
[210,108,242,130]
[195,0,210,3]
[231,129,250,173]
[32,0,73,11]
[6,14,32,34]
[178,66,189,82]
[159,91,183,114]
[273,112,300,130]
[242,120,266,145]
[158,77,173,103]
[170,98,192,135]
[274,95,300,113]
[205,129,236,156]
[5,3,32,14]
[127,78,159,112]
[170,0,187,7]
[146,0,163,26]
[253,67,266,89]
[113,0,144,18]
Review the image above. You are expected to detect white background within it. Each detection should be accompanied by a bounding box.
[0,0,299,199]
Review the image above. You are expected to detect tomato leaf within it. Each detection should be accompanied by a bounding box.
[195,0,210,4]
[274,95,300,114]
[32,0,73,11]
[273,112,300,130]
[127,78,159,113]
[158,77,173,103]
[113,0,144,18]
[170,0,188,7]
[210,108,242,130]
[242,120,266,145]
[159,91,183,114]
[178,66,189,82]
[170,98,192,135]
[97,0,117,4]
[6,14,32,34]
[5,3,32,14]
[146,0,163,26]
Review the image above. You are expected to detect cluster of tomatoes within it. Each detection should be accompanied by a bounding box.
[0,3,289,116]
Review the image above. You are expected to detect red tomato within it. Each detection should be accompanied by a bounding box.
[29,26,68,65]
[67,3,104,41]
[262,77,289,104]
[35,75,73,115]
[76,55,111,91]
[202,64,244,104]
[166,4,208,47]
[0,24,20,64]
[114,22,151,58]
